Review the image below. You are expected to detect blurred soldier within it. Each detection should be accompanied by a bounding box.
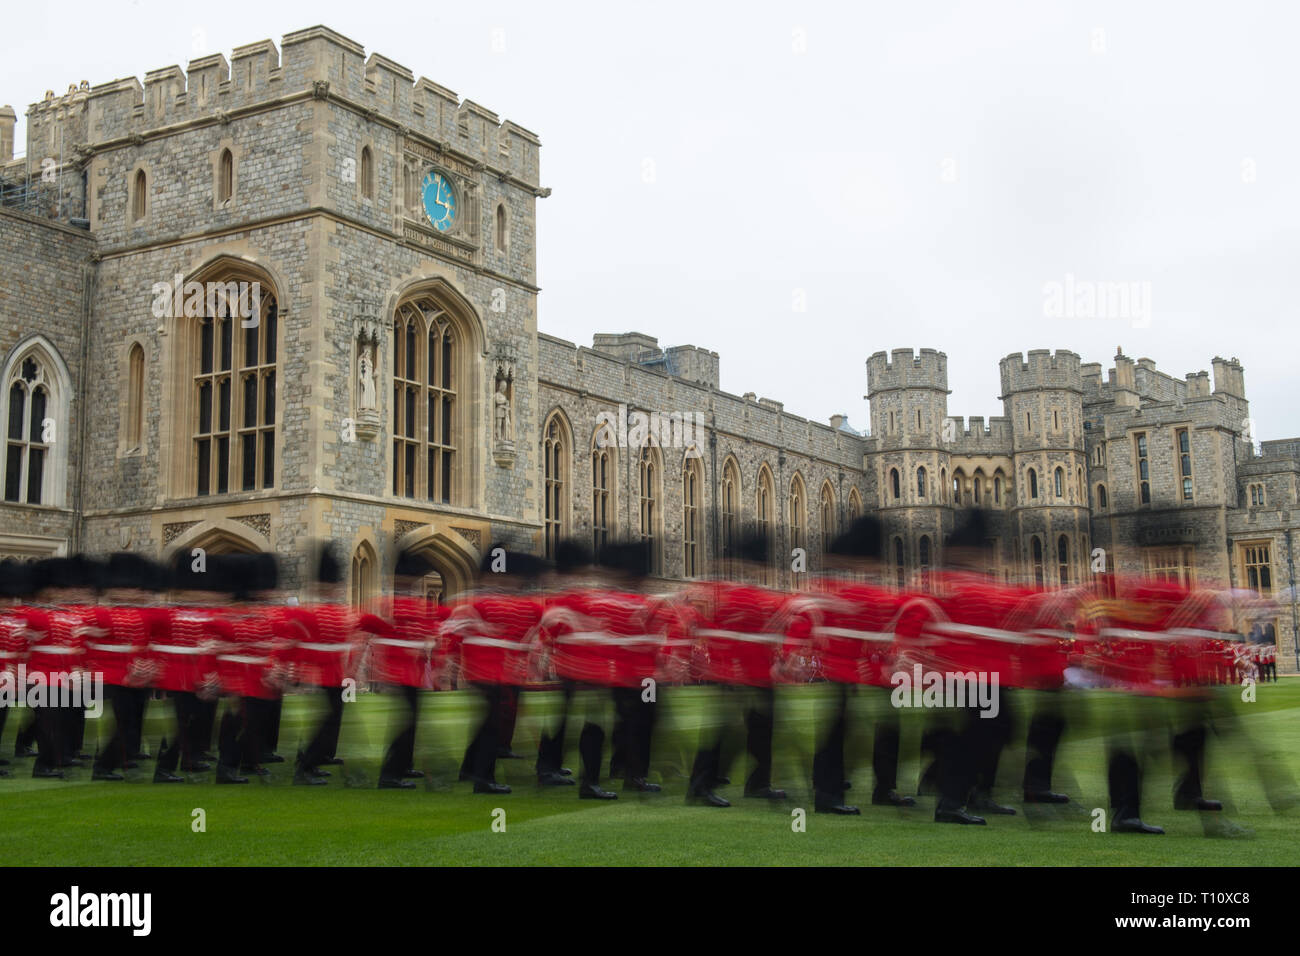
[1075,576,1167,833]
[87,552,168,780]
[152,552,228,782]
[369,550,442,790]
[808,516,919,814]
[454,547,548,795]
[0,558,35,776]
[23,557,97,778]
[544,540,661,799]
[216,553,293,784]
[288,543,384,784]
[685,529,795,807]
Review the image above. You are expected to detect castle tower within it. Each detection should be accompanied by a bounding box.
[999,350,1090,585]
[866,348,951,576]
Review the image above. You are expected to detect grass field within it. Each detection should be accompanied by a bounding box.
[2,680,1297,866]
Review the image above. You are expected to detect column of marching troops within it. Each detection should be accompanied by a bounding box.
[0,511,1291,834]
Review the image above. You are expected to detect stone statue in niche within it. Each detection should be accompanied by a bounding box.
[358,345,377,410]
[495,375,512,442]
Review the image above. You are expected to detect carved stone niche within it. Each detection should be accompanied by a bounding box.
[492,352,516,467]
[352,316,383,441]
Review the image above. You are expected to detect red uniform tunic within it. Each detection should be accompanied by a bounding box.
[22,605,92,687]
[0,607,30,682]
[282,604,380,688]
[452,594,545,687]
[83,605,162,687]
[367,597,446,688]
[215,604,292,700]
[683,583,806,688]
[805,581,913,687]
[911,573,1038,686]
[542,589,662,688]
[150,606,225,694]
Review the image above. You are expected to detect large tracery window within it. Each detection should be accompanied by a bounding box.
[194,292,277,496]
[392,299,457,503]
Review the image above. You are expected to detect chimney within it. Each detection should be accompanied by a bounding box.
[830,414,846,431]
[0,105,15,163]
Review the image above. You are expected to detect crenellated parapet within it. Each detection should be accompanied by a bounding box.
[59,25,540,187]
[999,349,1082,396]
[866,348,948,396]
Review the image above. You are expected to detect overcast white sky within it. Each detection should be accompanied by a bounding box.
[4,1,1296,440]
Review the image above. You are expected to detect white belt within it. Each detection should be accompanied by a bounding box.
[1099,628,1167,643]
[84,643,137,653]
[297,642,352,652]
[462,637,523,650]
[0,650,21,658]
[696,629,785,645]
[555,631,660,646]
[28,645,79,654]
[217,655,270,665]
[149,644,210,655]
[926,622,1041,645]
[371,637,428,649]
[1165,628,1231,642]
[814,626,894,643]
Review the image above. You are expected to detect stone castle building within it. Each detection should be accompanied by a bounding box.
[0,26,1296,669]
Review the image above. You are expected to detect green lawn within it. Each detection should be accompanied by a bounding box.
[1,680,1297,866]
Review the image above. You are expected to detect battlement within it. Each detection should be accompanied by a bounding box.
[866,348,948,395]
[946,415,1014,449]
[999,349,1082,395]
[35,25,539,185]
[23,83,91,169]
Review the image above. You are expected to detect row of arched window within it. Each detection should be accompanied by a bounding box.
[543,411,862,577]
[885,463,1089,508]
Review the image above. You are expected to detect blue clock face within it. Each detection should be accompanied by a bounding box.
[421,170,457,232]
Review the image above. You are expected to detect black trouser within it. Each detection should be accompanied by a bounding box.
[157,691,203,774]
[93,684,140,773]
[968,691,1015,802]
[497,686,520,755]
[382,684,420,782]
[240,697,277,770]
[122,687,149,758]
[872,710,904,798]
[65,701,86,760]
[927,707,982,813]
[299,684,345,771]
[192,698,218,764]
[1107,744,1143,821]
[610,685,657,783]
[689,684,775,796]
[1023,703,1065,797]
[31,687,66,773]
[812,683,849,806]
[536,684,574,776]
[461,684,509,785]
[265,698,283,756]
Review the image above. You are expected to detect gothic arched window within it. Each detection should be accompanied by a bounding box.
[683,456,701,577]
[193,287,277,496]
[543,413,570,559]
[592,431,614,555]
[392,294,465,504]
